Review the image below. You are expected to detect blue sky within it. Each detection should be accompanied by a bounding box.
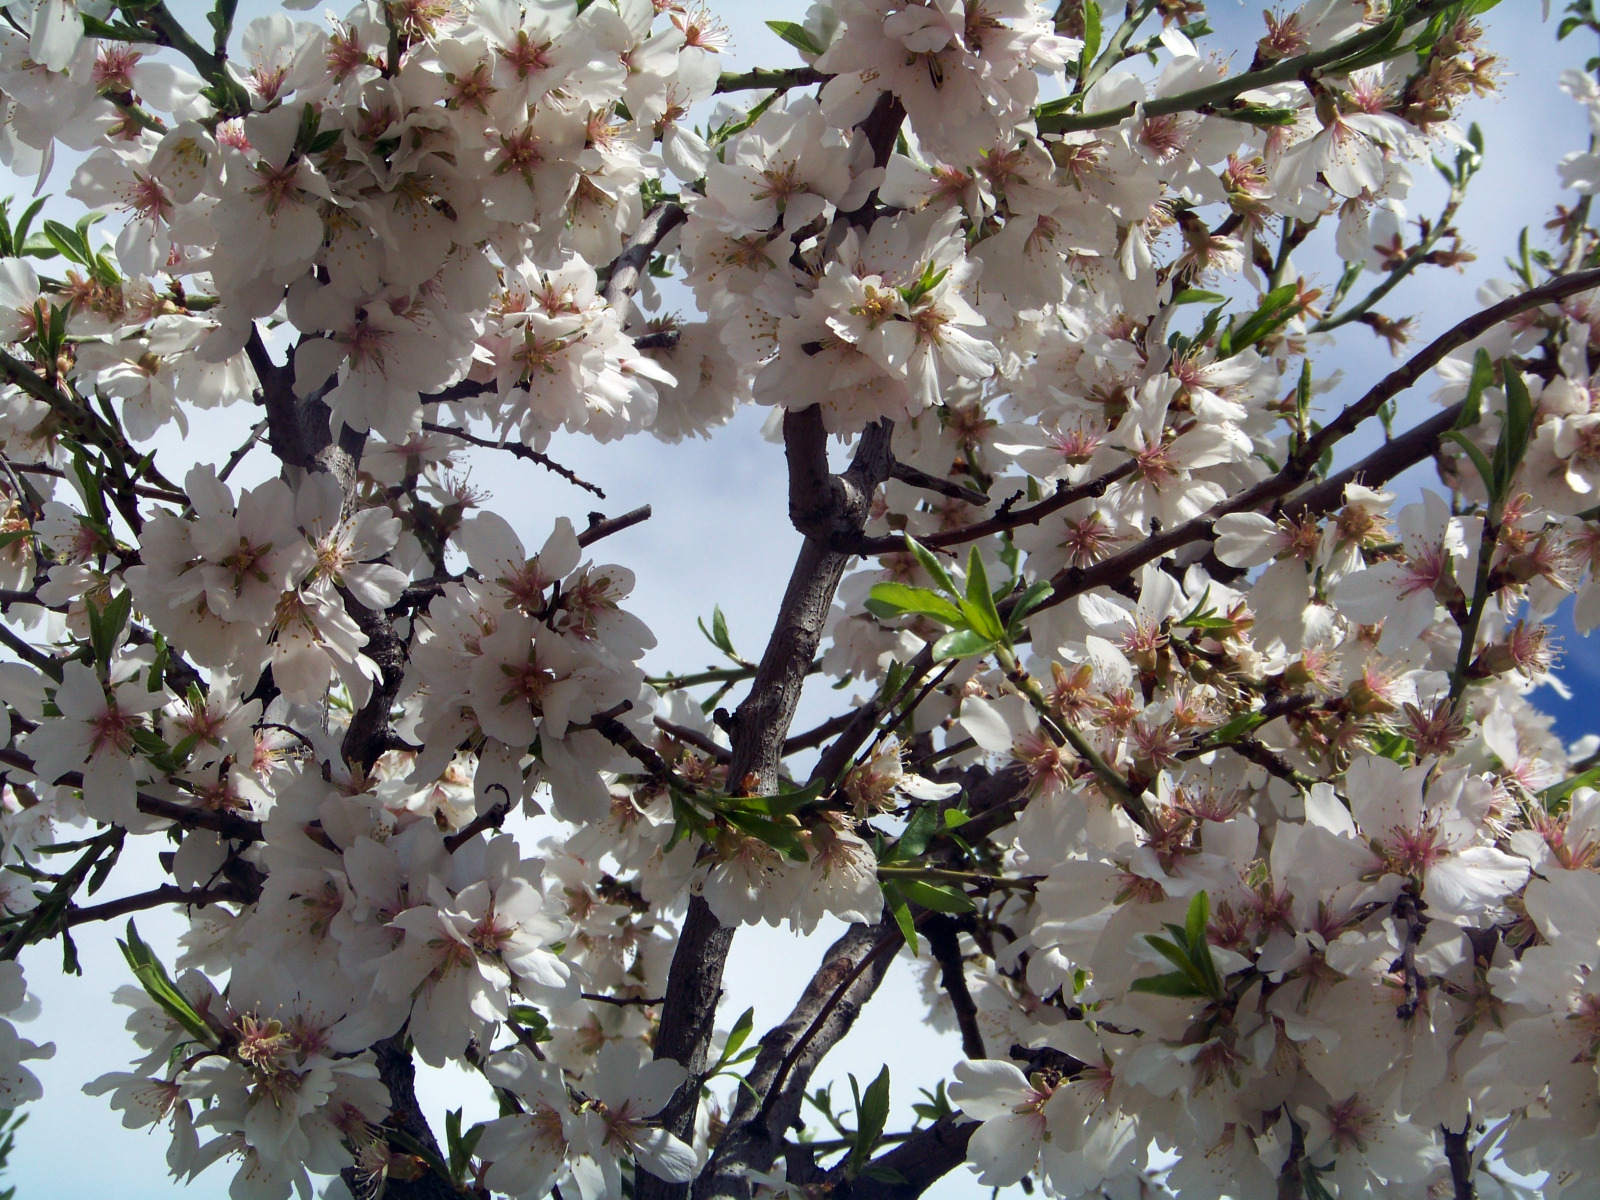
[4,4,1597,1198]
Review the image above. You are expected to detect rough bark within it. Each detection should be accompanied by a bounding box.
[693,920,902,1199]
[636,411,896,1200]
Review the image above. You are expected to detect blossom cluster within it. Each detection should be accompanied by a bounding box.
[0,0,1590,1198]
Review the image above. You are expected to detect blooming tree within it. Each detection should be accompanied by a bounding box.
[0,0,1598,1196]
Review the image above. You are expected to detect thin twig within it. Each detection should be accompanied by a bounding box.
[653,717,731,762]
[420,422,605,498]
[887,460,988,507]
[853,461,1135,556]
[581,992,665,1007]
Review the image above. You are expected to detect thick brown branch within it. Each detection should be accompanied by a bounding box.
[824,1113,975,1199]
[133,794,264,843]
[1445,1123,1476,1200]
[695,920,903,1200]
[645,411,896,1200]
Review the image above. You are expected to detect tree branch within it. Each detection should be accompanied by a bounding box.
[925,916,985,1060]
[886,460,989,507]
[824,1113,975,1199]
[578,504,652,547]
[852,461,1135,556]
[695,920,904,1199]
[643,411,896,1200]
[1026,265,1600,619]
[1035,0,1458,134]
[1444,1122,1476,1200]
[603,202,688,309]
[65,882,244,928]
[419,421,606,497]
[715,66,827,93]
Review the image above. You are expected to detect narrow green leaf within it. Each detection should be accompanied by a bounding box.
[1542,767,1600,806]
[1444,431,1496,501]
[865,583,965,627]
[894,878,976,914]
[1143,933,1211,991]
[1128,971,1212,998]
[890,804,941,862]
[765,19,823,55]
[1185,890,1210,955]
[960,546,1005,643]
[1453,347,1494,431]
[118,921,217,1047]
[719,1007,755,1066]
[1207,710,1267,746]
[903,535,959,598]
[882,882,918,953]
[848,1066,891,1177]
[1493,364,1534,502]
[1078,0,1102,78]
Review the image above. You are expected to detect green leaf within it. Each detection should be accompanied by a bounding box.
[1207,710,1267,746]
[1491,364,1534,504]
[118,921,218,1048]
[1077,0,1101,79]
[1444,431,1496,502]
[716,1007,756,1069]
[1170,287,1225,305]
[882,882,918,954]
[764,775,830,818]
[507,1004,553,1040]
[1222,283,1302,358]
[1184,890,1209,954]
[1128,970,1212,998]
[85,588,133,669]
[865,583,965,627]
[932,627,997,662]
[894,878,976,914]
[959,547,1005,643]
[1368,729,1415,764]
[1143,933,1211,991]
[903,535,959,598]
[890,803,941,862]
[725,809,808,861]
[847,1066,891,1178]
[450,1114,485,1184]
[1542,767,1600,806]
[765,19,823,55]
[698,606,738,657]
[40,219,90,265]
[1454,347,1494,431]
